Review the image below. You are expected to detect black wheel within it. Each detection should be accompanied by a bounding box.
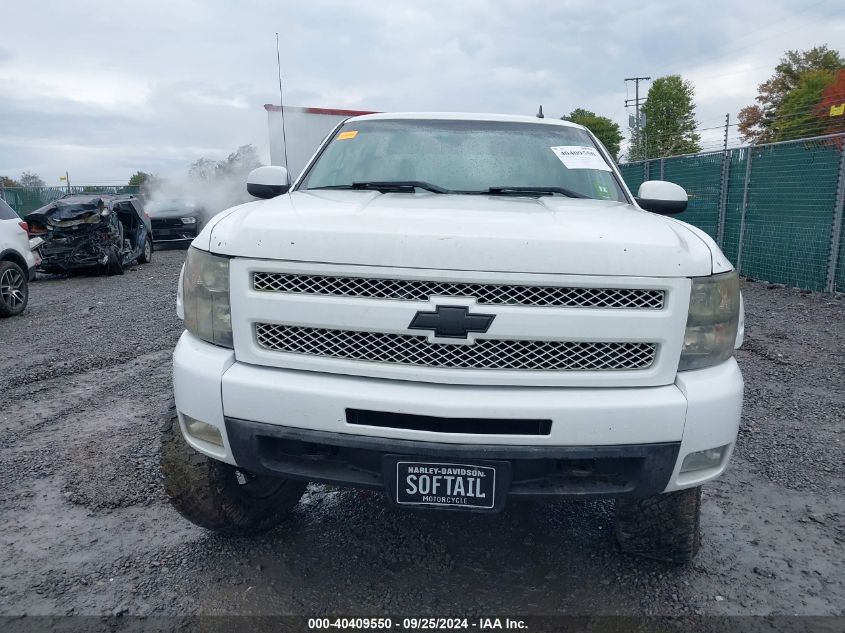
[106,246,124,276]
[138,236,153,264]
[160,404,306,535]
[0,260,28,317]
[615,486,701,564]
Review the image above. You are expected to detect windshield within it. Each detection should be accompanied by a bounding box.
[299,119,627,202]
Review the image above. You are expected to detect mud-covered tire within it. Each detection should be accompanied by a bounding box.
[106,247,124,276]
[0,260,28,317]
[614,486,701,564]
[160,405,306,535]
[138,236,153,264]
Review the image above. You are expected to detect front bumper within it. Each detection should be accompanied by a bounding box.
[151,219,200,243]
[226,419,679,498]
[173,331,743,496]
[39,237,110,271]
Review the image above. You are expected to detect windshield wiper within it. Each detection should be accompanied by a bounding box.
[484,186,588,199]
[307,181,451,194]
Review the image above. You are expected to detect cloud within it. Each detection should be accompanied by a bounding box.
[0,0,842,182]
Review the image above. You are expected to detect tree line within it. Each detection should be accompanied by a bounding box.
[738,45,844,144]
[0,172,46,188]
[568,44,843,162]
[560,74,700,163]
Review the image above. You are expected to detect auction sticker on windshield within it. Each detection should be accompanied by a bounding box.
[550,145,612,171]
[395,461,496,509]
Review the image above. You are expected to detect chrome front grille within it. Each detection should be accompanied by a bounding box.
[252,272,664,309]
[255,324,657,372]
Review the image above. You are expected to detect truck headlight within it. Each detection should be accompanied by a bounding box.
[678,271,740,371]
[182,247,233,348]
[180,217,197,224]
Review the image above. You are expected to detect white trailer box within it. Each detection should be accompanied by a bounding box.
[265,104,377,181]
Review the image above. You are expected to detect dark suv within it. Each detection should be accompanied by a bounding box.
[145,199,203,245]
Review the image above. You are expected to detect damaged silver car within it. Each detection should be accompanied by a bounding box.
[26,194,154,275]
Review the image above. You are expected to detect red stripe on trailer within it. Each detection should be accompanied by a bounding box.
[263,104,378,116]
[303,106,378,116]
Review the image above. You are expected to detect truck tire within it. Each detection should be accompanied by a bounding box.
[614,486,701,564]
[160,405,306,535]
[0,260,29,317]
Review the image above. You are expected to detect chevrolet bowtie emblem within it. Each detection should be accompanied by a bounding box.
[408,305,496,339]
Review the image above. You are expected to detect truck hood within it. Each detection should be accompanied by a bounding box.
[201,190,719,277]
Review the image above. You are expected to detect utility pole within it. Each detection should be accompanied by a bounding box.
[60,171,71,194]
[717,113,732,248]
[625,76,650,160]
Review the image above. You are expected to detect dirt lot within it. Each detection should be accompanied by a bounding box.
[0,248,843,618]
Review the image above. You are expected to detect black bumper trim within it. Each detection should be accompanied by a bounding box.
[224,417,679,499]
[152,237,195,243]
[346,408,552,436]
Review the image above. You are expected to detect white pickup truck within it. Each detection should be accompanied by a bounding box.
[161,113,743,563]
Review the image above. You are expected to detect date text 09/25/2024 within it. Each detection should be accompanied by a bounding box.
[308,617,527,630]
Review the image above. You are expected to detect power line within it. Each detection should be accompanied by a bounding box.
[701,104,841,135]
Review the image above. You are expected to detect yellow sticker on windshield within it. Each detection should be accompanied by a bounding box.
[338,130,358,140]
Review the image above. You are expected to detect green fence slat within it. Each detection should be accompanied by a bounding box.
[618,135,845,292]
[618,162,645,196]
[739,139,840,291]
[662,152,722,239]
[720,148,749,266]
[836,224,845,293]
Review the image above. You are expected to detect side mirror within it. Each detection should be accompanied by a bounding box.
[635,180,688,215]
[247,166,290,199]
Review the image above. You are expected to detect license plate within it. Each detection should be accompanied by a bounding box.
[393,461,498,510]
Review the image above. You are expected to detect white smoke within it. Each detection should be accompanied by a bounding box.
[143,174,254,223]
[144,144,262,221]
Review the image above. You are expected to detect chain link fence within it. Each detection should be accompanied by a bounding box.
[619,133,845,293]
[0,185,142,217]
[5,135,845,293]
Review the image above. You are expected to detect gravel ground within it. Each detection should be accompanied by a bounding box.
[0,248,842,618]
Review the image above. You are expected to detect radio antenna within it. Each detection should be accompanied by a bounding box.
[275,32,290,182]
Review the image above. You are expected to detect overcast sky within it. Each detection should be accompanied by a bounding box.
[1,0,843,185]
